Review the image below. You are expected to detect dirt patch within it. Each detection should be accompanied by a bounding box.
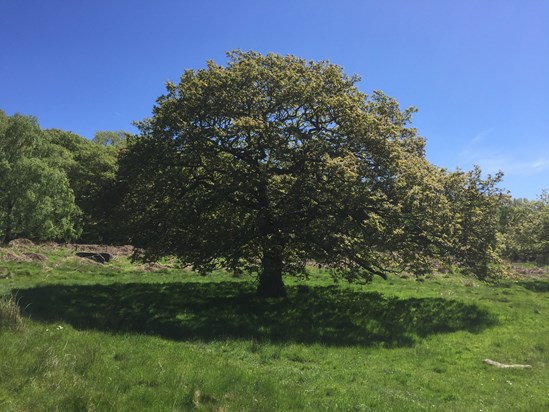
[22,252,47,262]
[0,251,47,263]
[141,262,170,272]
[41,241,62,249]
[1,252,31,262]
[8,238,34,247]
[506,263,548,280]
[511,266,547,278]
[64,256,102,266]
[68,244,134,257]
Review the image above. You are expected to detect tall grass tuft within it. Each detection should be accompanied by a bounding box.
[0,294,25,332]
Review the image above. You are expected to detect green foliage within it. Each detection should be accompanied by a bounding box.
[442,167,504,277]
[93,130,128,147]
[375,159,504,279]
[499,191,549,264]
[121,51,504,294]
[45,129,123,243]
[0,111,80,243]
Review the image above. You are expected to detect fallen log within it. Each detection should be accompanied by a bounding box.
[484,359,532,369]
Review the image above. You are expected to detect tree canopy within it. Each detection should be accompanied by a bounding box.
[120,51,504,296]
[93,130,128,147]
[499,191,549,264]
[45,129,122,243]
[0,111,80,243]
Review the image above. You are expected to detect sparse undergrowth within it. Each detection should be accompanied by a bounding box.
[0,243,547,411]
[0,294,24,333]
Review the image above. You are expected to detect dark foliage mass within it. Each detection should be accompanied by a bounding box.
[45,129,125,244]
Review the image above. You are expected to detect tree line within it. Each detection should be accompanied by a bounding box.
[499,193,549,265]
[1,51,546,296]
[0,111,124,244]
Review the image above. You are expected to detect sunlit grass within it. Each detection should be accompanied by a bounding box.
[0,244,547,411]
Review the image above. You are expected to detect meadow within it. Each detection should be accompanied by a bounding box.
[0,243,547,411]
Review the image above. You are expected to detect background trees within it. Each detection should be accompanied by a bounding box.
[499,192,549,264]
[0,111,80,243]
[45,129,122,243]
[0,111,127,245]
[442,167,503,277]
[92,130,128,147]
[120,51,504,296]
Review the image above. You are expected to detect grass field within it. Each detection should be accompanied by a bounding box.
[0,243,548,411]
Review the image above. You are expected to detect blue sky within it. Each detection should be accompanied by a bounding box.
[1,0,548,198]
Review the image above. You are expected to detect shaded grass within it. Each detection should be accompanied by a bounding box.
[516,279,549,292]
[15,282,496,347]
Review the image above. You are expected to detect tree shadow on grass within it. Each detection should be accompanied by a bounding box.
[516,279,549,293]
[14,282,497,347]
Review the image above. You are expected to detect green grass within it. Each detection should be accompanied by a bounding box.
[0,244,548,411]
[0,294,24,332]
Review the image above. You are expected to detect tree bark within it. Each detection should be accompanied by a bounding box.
[257,246,286,298]
[3,228,13,245]
[2,202,14,244]
[255,168,286,298]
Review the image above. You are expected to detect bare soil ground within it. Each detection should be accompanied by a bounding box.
[66,243,134,256]
[509,264,548,278]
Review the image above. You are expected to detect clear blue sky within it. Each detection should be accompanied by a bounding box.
[1,0,548,198]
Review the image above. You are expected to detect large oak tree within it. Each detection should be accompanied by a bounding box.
[121,51,502,296]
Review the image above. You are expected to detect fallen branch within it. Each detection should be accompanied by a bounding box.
[484,359,532,369]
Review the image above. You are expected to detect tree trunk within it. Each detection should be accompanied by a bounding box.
[3,228,13,245]
[2,202,14,244]
[257,246,286,298]
[255,170,286,298]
